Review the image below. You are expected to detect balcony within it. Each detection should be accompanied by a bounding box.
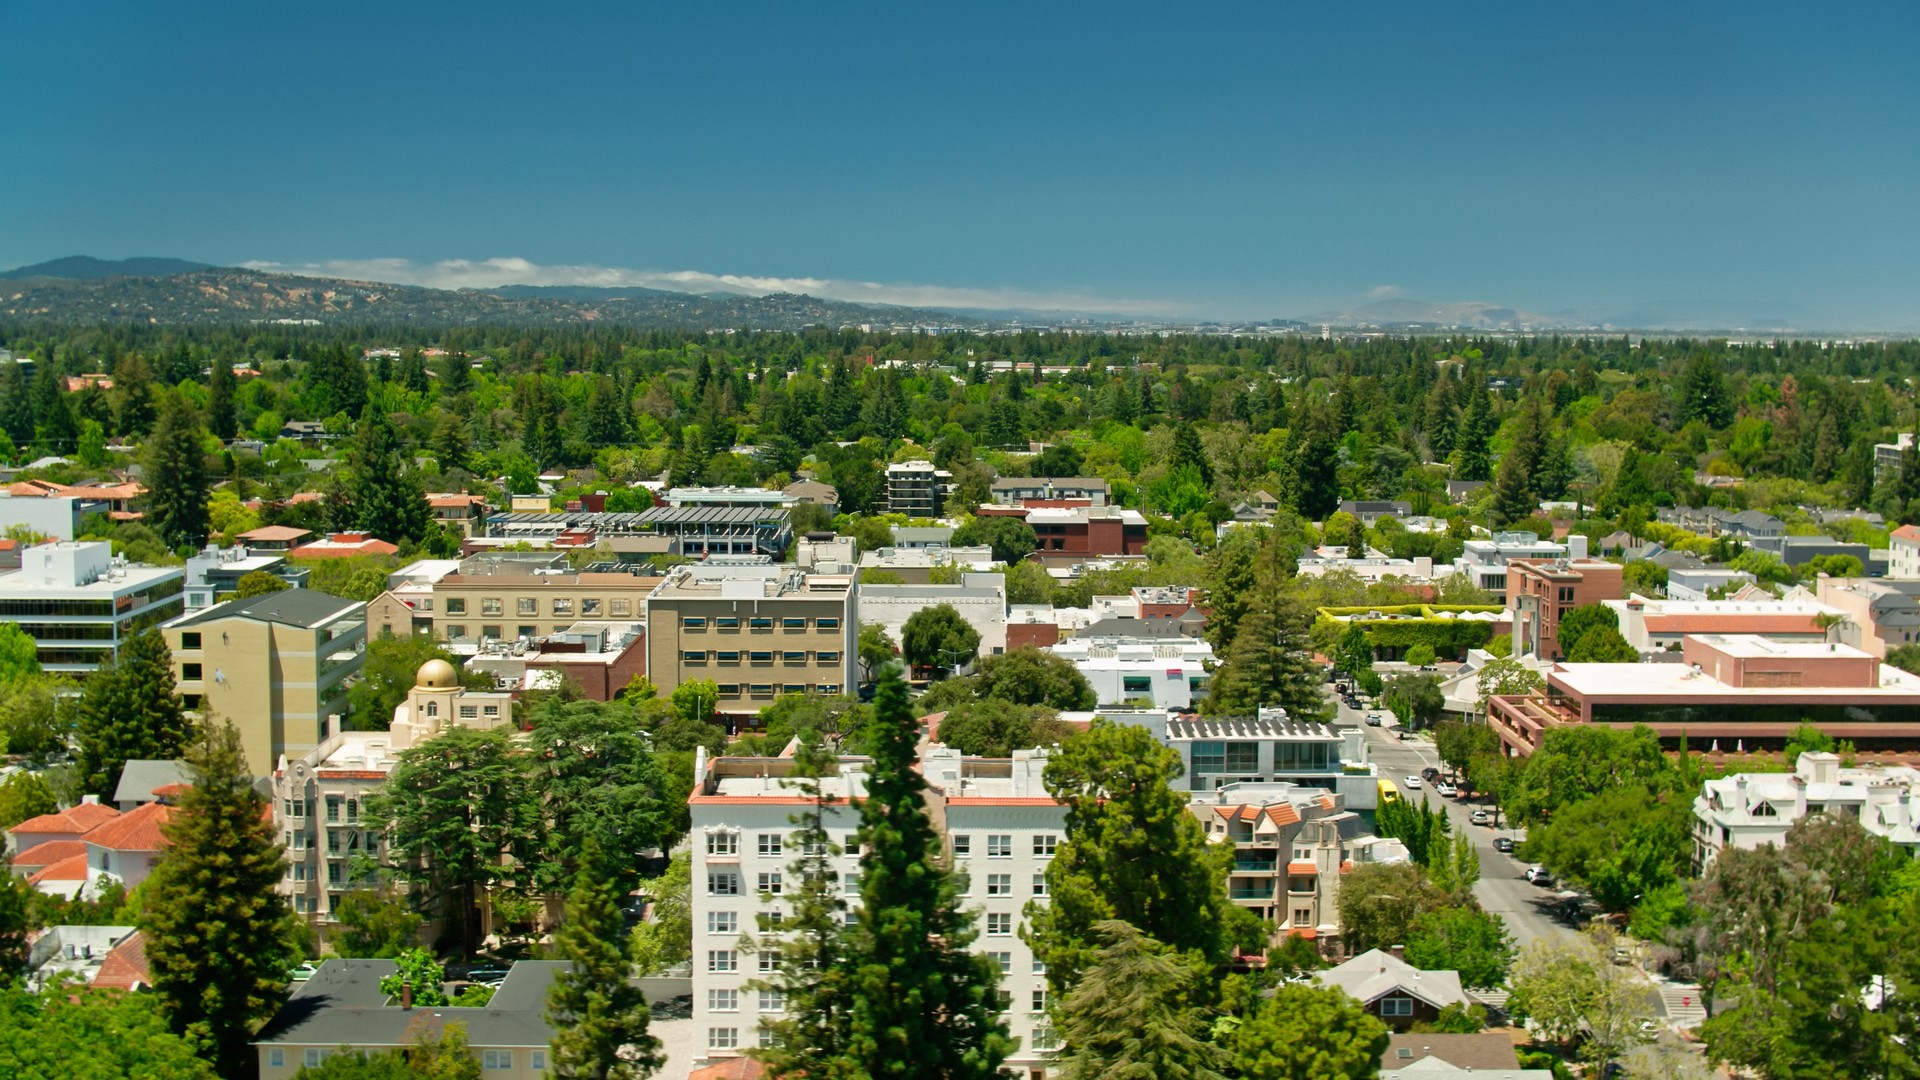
[1232,859,1279,874]
[1230,888,1274,901]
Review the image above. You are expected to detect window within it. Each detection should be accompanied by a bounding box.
[750,651,774,663]
[1032,874,1049,897]
[1032,958,1048,975]
[760,911,785,930]
[709,988,739,1012]
[782,617,807,629]
[1191,740,1225,775]
[552,599,573,616]
[610,599,631,617]
[305,1050,332,1068]
[758,872,783,895]
[346,798,359,822]
[708,832,738,856]
[481,597,502,616]
[530,1050,546,1071]
[1226,742,1260,771]
[817,683,842,694]
[1294,907,1313,925]
[482,1050,512,1070]
[459,705,478,719]
[750,684,775,697]
[285,798,307,819]
[817,650,841,663]
[446,625,467,640]
[987,913,1012,936]
[818,617,840,630]
[1033,834,1057,857]
[717,683,741,695]
[1031,988,1050,1013]
[182,662,202,680]
[685,650,708,663]
[843,873,860,895]
[268,1049,285,1068]
[750,617,774,629]
[989,950,1012,973]
[517,626,536,639]
[1122,675,1152,694]
[482,705,499,718]
[516,597,537,615]
[759,952,782,973]
[708,911,737,934]
[717,650,740,663]
[758,833,784,857]
[683,616,706,629]
[708,1028,739,1051]
[952,834,971,857]
[987,873,1012,896]
[708,872,740,896]
[445,598,466,615]
[1033,1026,1061,1051]
[760,989,787,1012]
[987,834,1012,858]
[1380,996,1414,1017]
[180,632,201,649]
[708,950,738,972]
[582,598,601,615]
[783,651,807,663]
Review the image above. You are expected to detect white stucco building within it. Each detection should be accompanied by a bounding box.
[855,574,1009,661]
[1692,751,1920,869]
[1046,635,1213,709]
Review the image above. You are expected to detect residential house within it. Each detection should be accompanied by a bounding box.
[0,541,185,674]
[1316,948,1480,1031]
[1380,1033,1544,1079]
[781,478,838,514]
[235,525,314,552]
[1816,577,1920,656]
[1892,525,1920,580]
[1337,500,1413,526]
[81,799,175,899]
[110,760,191,811]
[253,960,563,1078]
[1749,534,1872,570]
[8,799,120,855]
[163,590,368,777]
[1445,480,1487,504]
[425,492,491,537]
[1692,751,1920,870]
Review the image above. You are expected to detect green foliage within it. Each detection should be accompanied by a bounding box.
[845,666,1012,1077]
[1782,722,1834,764]
[0,854,26,984]
[1403,643,1436,667]
[1227,982,1391,1080]
[857,622,898,684]
[1375,797,1453,868]
[1206,590,1329,722]
[1565,625,1638,663]
[627,850,691,977]
[1405,907,1514,990]
[0,624,40,683]
[233,569,290,598]
[1553,603,1619,659]
[0,981,215,1079]
[971,645,1096,709]
[331,888,423,958]
[1524,786,1691,913]
[1335,861,1448,954]
[75,628,190,798]
[901,603,982,676]
[142,721,296,1077]
[934,700,1074,757]
[1029,718,1253,993]
[952,514,1039,565]
[347,636,485,730]
[299,554,403,602]
[1381,673,1444,729]
[1886,643,1920,676]
[0,772,56,832]
[546,837,662,1080]
[142,392,211,547]
[1504,724,1674,825]
[1053,921,1227,1080]
[0,673,69,757]
[522,696,677,894]
[1509,930,1655,1071]
[379,948,450,1007]
[1414,1002,1490,1035]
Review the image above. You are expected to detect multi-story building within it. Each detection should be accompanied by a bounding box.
[182,543,310,611]
[362,558,465,639]
[989,477,1110,507]
[1604,593,1841,653]
[665,486,794,510]
[163,590,367,777]
[1046,635,1212,709]
[1507,558,1625,659]
[426,492,491,537]
[483,507,792,559]
[1018,505,1148,558]
[687,746,1061,1076]
[1487,633,1920,756]
[1692,751,1920,869]
[425,562,663,645]
[0,491,99,541]
[1163,713,1376,807]
[856,574,1009,664]
[1875,433,1914,483]
[465,620,648,700]
[1892,524,1920,580]
[1189,781,1401,951]
[0,541,185,674]
[1817,577,1920,656]
[856,544,997,584]
[274,658,513,922]
[1665,568,1757,601]
[646,564,856,726]
[885,460,950,517]
[1452,532,1569,601]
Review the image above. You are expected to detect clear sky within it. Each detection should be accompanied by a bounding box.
[5,2,1917,328]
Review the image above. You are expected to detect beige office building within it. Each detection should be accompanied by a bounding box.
[163,591,367,777]
[645,564,856,724]
[424,566,663,645]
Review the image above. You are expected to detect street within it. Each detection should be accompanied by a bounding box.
[1330,693,1579,953]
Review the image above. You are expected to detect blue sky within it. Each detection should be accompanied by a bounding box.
[5,2,1918,328]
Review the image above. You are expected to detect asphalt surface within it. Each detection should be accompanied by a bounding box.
[1331,691,1581,953]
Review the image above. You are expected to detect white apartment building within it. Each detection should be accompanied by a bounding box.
[856,574,1009,662]
[688,746,1062,1077]
[1892,525,1920,581]
[1692,751,1920,870]
[1452,532,1571,601]
[1046,635,1213,708]
[0,540,186,674]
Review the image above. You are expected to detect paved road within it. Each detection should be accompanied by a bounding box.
[1330,692,1579,952]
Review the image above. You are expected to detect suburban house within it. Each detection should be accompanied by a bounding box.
[1316,948,1479,1031]
[1692,751,1920,869]
[1380,1033,1547,1079]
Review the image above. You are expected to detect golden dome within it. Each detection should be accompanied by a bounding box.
[416,658,459,689]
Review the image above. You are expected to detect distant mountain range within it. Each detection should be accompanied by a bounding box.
[0,259,977,331]
[1301,297,1577,331]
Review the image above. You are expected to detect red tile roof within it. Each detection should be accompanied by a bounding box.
[11,802,121,835]
[1265,804,1301,826]
[236,525,313,542]
[290,534,401,558]
[688,1058,765,1080]
[1288,860,1320,875]
[1894,525,1920,542]
[92,931,151,990]
[10,839,87,870]
[81,801,174,852]
[26,853,89,886]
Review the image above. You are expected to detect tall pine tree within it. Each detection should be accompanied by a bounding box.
[143,720,296,1078]
[206,356,236,441]
[845,667,1011,1079]
[350,401,430,543]
[143,393,211,548]
[546,836,662,1080]
[75,629,191,798]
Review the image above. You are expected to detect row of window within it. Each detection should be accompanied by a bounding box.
[952,833,1057,858]
[706,1024,1056,1052]
[274,1049,541,1071]
[683,650,842,664]
[284,830,380,854]
[704,865,1049,906]
[683,616,841,631]
[706,832,854,857]
[703,985,1048,1016]
[698,682,844,698]
[445,596,635,618]
[708,831,1058,860]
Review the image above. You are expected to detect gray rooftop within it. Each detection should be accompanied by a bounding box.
[168,588,361,629]
[112,759,191,804]
[253,959,566,1049]
[1167,716,1339,741]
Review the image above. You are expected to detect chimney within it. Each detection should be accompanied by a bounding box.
[1389,944,1405,960]
[401,982,413,1010]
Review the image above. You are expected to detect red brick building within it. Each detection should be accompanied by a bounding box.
[1508,558,1626,659]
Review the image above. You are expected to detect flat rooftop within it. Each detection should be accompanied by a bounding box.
[1550,660,1920,699]
[1693,634,1874,660]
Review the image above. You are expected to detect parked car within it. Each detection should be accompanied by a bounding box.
[288,962,319,982]
[1492,835,1515,853]
[1364,713,1382,726]
[1471,809,1493,826]
[1524,866,1555,887]
[1435,781,1458,797]
[1420,767,1440,782]
[465,967,513,985]
[1403,775,1422,789]
[1611,945,1633,965]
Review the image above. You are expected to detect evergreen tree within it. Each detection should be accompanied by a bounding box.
[1679,350,1734,429]
[1455,387,1493,482]
[28,362,76,457]
[0,355,29,447]
[75,629,191,798]
[845,666,1011,1078]
[546,836,662,1080]
[310,343,369,420]
[143,393,211,547]
[143,720,296,1077]
[349,402,431,543]
[585,376,630,447]
[0,853,28,984]
[1291,409,1341,519]
[398,349,431,395]
[432,410,473,475]
[1027,719,1251,992]
[1202,590,1328,723]
[441,351,473,396]
[206,356,236,440]
[112,353,159,438]
[1053,921,1226,1080]
[1170,421,1213,487]
[1229,983,1390,1079]
[751,726,860,1078]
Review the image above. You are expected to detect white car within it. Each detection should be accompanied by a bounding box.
[1403,775,1422,790]
[1435,782,1458,797]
